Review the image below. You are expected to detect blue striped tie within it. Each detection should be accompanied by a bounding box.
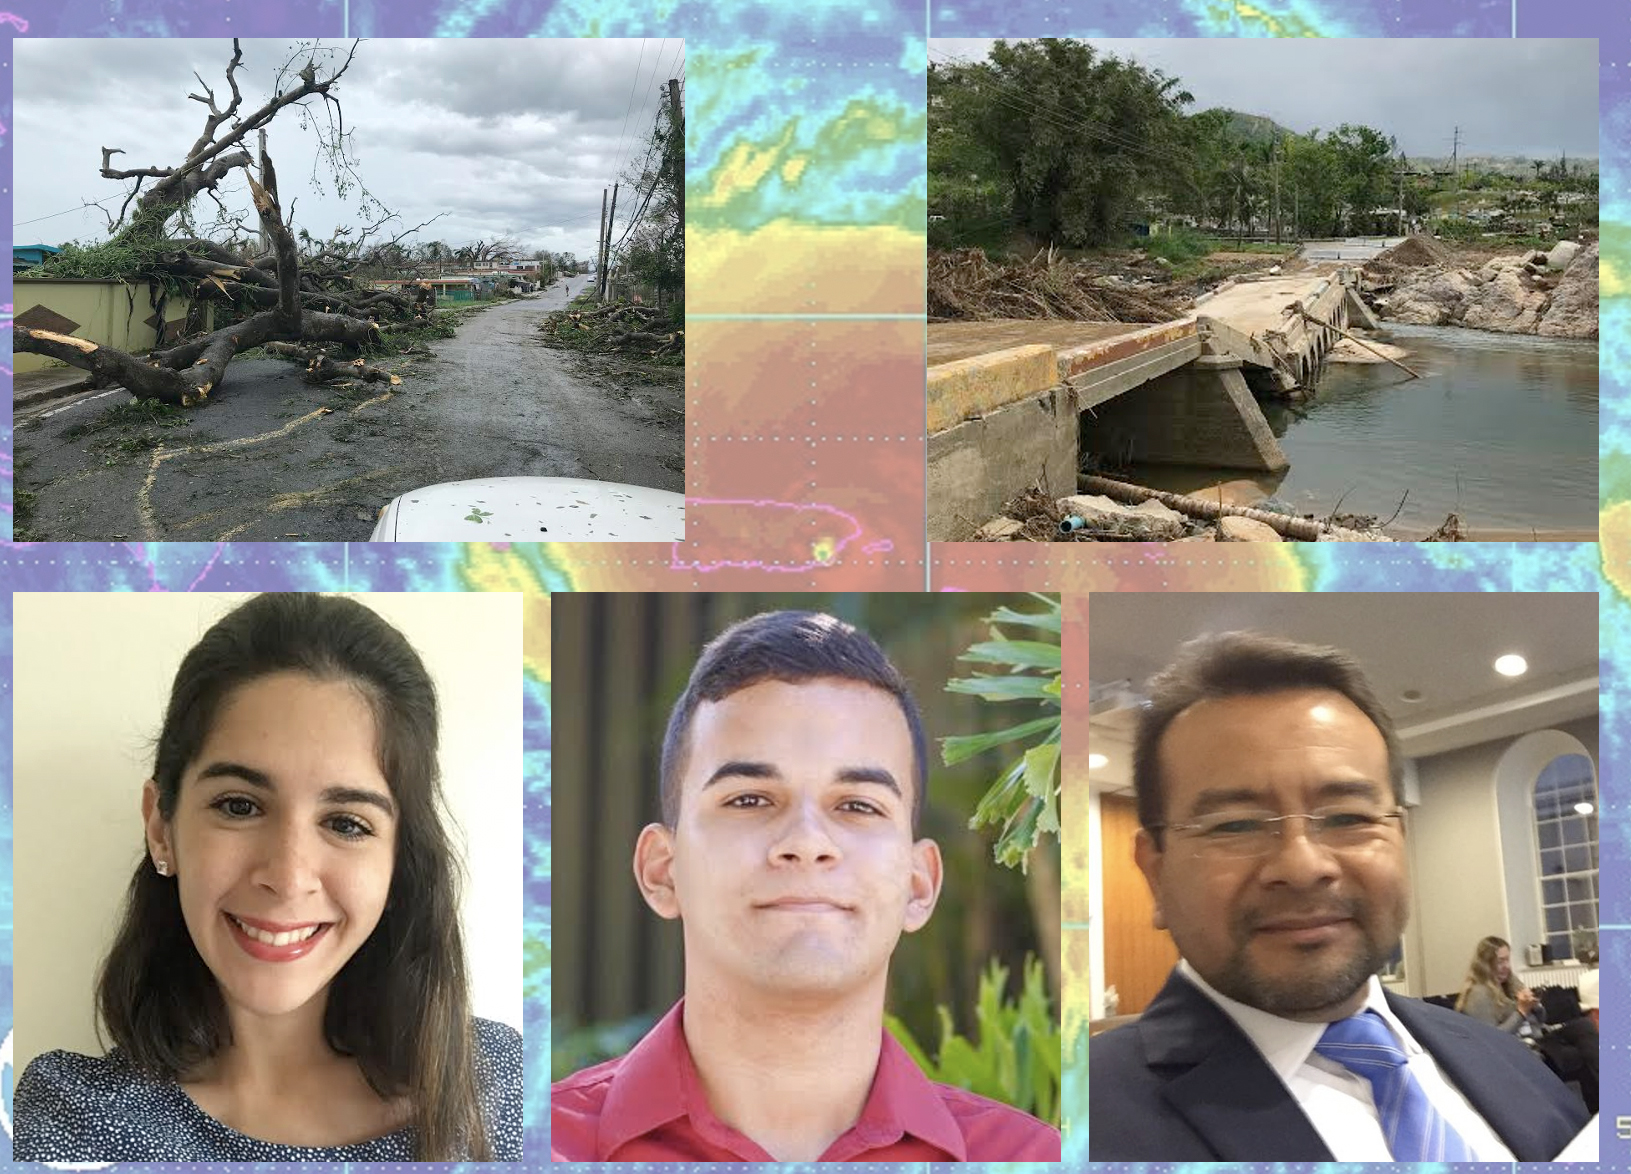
[1314,1010,1476,1161]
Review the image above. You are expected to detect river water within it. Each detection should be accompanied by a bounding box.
[1131,324,1598,538]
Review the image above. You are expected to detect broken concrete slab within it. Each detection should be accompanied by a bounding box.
[1055,493,1185,540]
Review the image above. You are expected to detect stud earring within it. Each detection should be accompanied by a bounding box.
[155,859,170,876]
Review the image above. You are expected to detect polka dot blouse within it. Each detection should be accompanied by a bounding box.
[13,1016,522,1161]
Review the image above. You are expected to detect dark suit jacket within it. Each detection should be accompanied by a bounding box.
[1090,968,1589,1160]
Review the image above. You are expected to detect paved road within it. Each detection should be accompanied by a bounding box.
[1298,237,1408,262]
[14,282,684,541]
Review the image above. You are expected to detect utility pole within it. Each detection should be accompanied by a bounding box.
[668,78,684,231]
[1272,136,1281,245]
[1397,167,1406,236]
[596,187,608,301]
[600,182,619,301]
[1451,125,1460,189]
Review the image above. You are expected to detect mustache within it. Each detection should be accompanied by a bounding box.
[1239,897,1364,932]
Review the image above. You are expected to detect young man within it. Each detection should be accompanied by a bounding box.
[552,610,1061,1161]
[1089,631,1589,1161]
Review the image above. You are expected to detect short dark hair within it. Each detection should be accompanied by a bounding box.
[658,611,928,830]
[97,593,490,1160]
[1133,630,1404,846]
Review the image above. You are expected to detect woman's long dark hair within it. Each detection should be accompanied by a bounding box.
[96,593,491,1160]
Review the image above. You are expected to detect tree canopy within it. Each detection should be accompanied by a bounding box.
[929,38,1408,248]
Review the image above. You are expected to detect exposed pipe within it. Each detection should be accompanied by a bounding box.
[1077,474,1332,541]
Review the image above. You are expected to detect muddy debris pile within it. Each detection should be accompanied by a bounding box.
[538,301,684,357]
[1367,234,1453,270]
[928,248,1193,323]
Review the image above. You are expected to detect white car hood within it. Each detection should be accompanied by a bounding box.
[370,476,685,541]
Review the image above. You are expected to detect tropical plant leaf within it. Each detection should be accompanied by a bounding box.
[986,603,1063,634]
[1022,742,1060,800]
[941,715,1059,765]
[958,639,1063,671]
[885,954,1060,1125]
[884,1013,935,1073]
[946,674,1059,703]
[969,757,1027,828]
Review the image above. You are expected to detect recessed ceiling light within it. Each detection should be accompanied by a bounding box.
[1575,801,1595,815]
[1494,653,1528,677]
[1401,688,1424,703]
[1089,753,1108,769]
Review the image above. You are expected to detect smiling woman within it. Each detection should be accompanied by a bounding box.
[12,592,523,1162]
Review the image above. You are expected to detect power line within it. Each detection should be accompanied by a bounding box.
[610,39,649,192]
[607,80,681,268]
[612,40,673,190]
[615,40,669,185]
[929,46,1198,165]
[928,47,1198,168]
[13,195,122,230]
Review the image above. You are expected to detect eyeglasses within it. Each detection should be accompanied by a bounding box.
[1152,806,1405,859]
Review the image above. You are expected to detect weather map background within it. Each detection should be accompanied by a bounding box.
[0,0,1625,1166]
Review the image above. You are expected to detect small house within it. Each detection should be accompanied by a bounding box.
[13,244,61,272]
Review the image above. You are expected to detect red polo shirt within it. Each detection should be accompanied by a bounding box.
[552,1001,1061,1161]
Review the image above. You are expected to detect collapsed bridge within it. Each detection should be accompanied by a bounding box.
[927,268,1379,541]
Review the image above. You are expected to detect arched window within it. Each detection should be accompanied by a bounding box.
[1533,753,1598,961]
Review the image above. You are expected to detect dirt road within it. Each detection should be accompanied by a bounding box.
[14,283,684,541]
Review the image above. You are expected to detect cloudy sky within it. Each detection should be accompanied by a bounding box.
[930,39,1598,160]
[13,38,684,262]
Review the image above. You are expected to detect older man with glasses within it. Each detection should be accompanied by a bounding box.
[1089,631,1589,1162]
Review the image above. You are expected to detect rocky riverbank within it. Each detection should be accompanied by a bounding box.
[1363,236,1598,340]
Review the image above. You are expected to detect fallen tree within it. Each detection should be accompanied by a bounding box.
[536,301,683,358]
[15,39,442,404]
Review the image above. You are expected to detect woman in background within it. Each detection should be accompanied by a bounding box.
[1455,935,1545,1038]
[15,594,520,1161]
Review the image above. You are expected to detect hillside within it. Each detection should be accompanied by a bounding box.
[1201,108,1298,145]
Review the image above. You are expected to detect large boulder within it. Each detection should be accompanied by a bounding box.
[1056,494,1185,540]
[1537,243,1599,340]
[1459,261,1548,333]
[1219,516,1282,542]
[1546,240,1583,271]
[1384,269,1478,325]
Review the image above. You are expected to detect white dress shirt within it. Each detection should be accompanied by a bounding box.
[1178,959,1517,1161]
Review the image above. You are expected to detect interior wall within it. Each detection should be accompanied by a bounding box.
[1408,715,1599,998]
[1099,794,1178,1015]
[1409,738,1512,997]
[1088,790,1105,1019]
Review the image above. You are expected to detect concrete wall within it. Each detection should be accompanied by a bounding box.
[927,385,1078,540]
[928,344,1056,434]
[12,279,208,374]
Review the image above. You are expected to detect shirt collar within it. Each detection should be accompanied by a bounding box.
[595,1001,693,1158]
[595,999,967,1161]
[1178,958,1417,1085]
[855,1026,968,1160]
